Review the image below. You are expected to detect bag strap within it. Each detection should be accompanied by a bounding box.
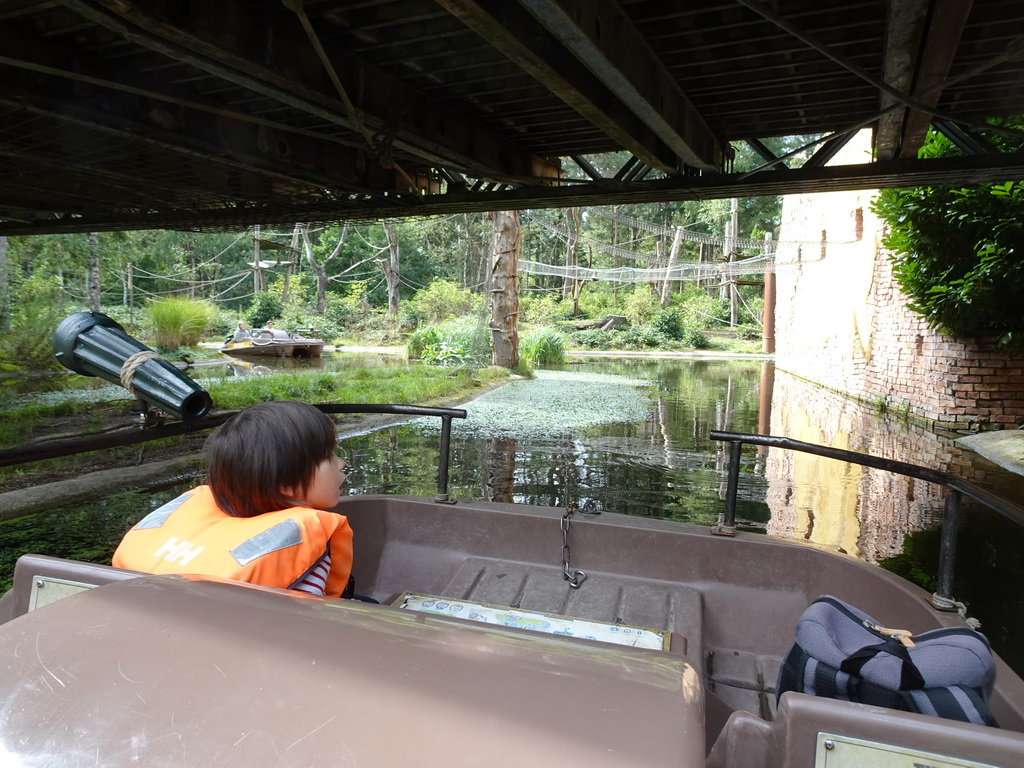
[839,638,926,690]
[901,686,999,728]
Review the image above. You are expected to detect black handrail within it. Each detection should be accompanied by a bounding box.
[1,404,467,504]
[709,430,1024,606]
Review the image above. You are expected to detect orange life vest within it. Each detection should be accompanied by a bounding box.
[112,485,353,597]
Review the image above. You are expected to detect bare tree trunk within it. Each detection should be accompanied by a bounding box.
[253,225,263,294]
[489,210,520,369]
[87,232,101,311]
[282,223,301,303]
[562,207,580,300]
[382,220,400,315]
[184,238,196,298]
[302,222,350,315]
[660,226,683,308]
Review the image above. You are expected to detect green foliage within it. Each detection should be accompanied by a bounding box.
[145,297,218,349]
[520,327,566,366]
[620,287,661,326]
[674,284,731,326]
[872,120,1024,344]
[245,292,283,329]
[403,278,479,326]
[204,365,506,410]
[406,316,490,367]
[519,292,568,325]
[0,271,69,370]
[651,307,686,340]
[566,328,616,349]
[619,326,668,349]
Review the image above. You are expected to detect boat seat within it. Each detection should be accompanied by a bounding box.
[432,556,705,662]
[0,554,142,624]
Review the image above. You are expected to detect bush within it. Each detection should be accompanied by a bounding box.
[0,271,68,370]
[566,328,615,348]
[245,292,283,329]
[520,327,566,366]
[682,327,711,349]
[620,326,668,349]
[519,292,566,325]
[676,286,730,327]
[404,279,479,327]
[651,307,686,341]
[621,287,661,326]
[872,121,1024,345]
[407,316,490,366]
[145,297,218,349]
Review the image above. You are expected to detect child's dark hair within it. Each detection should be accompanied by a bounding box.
[204,401,337,517]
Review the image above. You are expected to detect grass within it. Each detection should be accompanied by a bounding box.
[0,364,511,489]
[1,365,511,449]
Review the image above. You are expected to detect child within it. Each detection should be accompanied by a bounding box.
[113,401,354,598]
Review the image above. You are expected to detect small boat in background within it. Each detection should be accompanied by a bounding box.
[220,328,324,359]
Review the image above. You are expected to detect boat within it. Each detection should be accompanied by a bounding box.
[1,427,1023,766]
[220,328,325,358]
[4,315,1022,765]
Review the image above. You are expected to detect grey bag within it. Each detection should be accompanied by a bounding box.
[776,595,998,727]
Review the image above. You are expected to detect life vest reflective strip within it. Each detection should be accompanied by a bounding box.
[112,485,353,597]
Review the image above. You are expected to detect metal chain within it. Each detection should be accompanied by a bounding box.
[561,507,587,588]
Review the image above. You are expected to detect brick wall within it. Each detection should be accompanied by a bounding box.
[773,131,1024,431]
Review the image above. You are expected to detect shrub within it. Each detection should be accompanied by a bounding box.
[519,292,566,325]
[520,327,566,366]
[621,287,661,326]
[566,328,615,348]
[620,326,668,349]
[404,279,479,327]
[651,307,686,341]
[682,327,711,349]
[145,297,218,349]
[408,316,490,366]
[0,271,68,370]
[245,292,283,329]
[872,121,1024,346]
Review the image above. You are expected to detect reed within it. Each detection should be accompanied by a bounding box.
[520,327,566,366]
[146,298,218,349]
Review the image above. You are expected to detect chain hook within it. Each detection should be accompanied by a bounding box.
[561,506,587,589]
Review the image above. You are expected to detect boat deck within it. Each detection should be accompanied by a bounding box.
[420,556,779,719]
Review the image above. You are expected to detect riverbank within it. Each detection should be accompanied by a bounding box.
[0,369,516,520]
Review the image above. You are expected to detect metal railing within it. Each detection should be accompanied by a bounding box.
[1,404,467,504]
[709,430,1024,606]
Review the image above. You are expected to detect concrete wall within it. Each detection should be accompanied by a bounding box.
[774,131,1024,431]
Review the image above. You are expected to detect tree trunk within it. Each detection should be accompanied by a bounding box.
[562,208,580,300]
[87,232,101,311]
[489,210,520,369]
[382,220,400,315]
[253,225,263,294]
[660,227,683,308]
[303,223,344,315]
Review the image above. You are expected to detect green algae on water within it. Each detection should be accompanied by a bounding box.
[422,370,655,438]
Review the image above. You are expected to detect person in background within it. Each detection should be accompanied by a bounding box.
[232,321,248,342]
[113,401,355,598]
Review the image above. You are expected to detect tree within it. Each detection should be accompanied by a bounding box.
[381,220,401,315]
[488,210,520,369]
[872,120,1024,346]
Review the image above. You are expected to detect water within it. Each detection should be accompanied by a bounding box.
[3,351,1023,673]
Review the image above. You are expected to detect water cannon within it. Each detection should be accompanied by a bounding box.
[53,312,212,422]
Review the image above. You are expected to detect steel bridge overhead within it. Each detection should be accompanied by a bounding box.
[0,0,1022,234]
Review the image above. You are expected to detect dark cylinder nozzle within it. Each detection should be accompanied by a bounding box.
[53,312,212,421]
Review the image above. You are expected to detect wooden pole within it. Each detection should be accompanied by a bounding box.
[762,232,776,354]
